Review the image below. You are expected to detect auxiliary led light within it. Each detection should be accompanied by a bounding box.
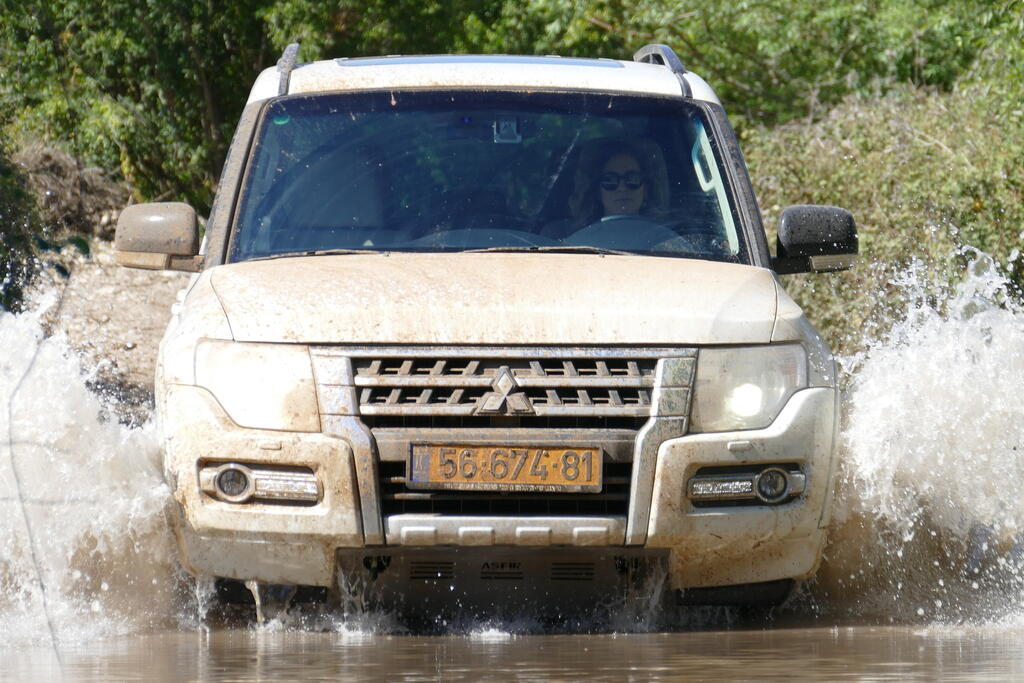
[690,479,753,498]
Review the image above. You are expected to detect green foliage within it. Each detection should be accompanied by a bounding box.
[262,1,627,60]
[623,0,1004,127]
[4,0,1017,211]
[1,0,276,211]
[960,0,1024,105]
[744,83,1024,357]
[0,0,631,213]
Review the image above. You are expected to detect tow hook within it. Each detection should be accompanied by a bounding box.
[363,555,392,581]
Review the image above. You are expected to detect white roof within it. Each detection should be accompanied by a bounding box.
[246,55,721,104]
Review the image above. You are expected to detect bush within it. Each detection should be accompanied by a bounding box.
[744,84,1024,358]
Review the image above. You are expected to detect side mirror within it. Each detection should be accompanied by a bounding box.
[772,204,858,274]
[115,202,201,271]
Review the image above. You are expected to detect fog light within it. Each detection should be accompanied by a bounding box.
[215,464,254,502]
[688,466,805,505]
[754,467,789,503]
[199,462,321,504]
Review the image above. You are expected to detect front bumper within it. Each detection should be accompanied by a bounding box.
[648,387,836,587]
[162,383,836,590]
[163,384,362,585]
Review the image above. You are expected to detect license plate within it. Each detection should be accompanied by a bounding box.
[408,444,603,493]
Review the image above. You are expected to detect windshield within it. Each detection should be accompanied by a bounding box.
[230,90,747,263]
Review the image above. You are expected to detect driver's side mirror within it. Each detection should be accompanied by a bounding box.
[115,202,201,272]
[772,204,858,274]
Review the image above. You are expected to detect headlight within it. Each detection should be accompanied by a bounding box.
[689,344,807,432]
[194,340,320,432]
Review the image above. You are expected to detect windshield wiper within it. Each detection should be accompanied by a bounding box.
[463,245,633,256]
[249,248,380,261]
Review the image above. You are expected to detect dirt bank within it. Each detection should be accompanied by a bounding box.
[40,240,190,423]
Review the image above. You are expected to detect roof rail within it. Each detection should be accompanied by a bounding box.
[633,44,686,74]
[632,44,690,98]
[277,42,300,96]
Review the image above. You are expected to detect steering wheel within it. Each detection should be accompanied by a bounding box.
[564,214,684,251]
[409,228,551,249]
[651,217,731,253]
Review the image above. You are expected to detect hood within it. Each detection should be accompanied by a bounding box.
[206,253,780,345]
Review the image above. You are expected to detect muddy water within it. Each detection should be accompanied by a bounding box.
[3,255,1024,679]
[2,625,1024,681]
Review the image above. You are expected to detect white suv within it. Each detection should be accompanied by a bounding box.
[116,44,857,620]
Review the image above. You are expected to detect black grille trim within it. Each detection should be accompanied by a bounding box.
[379,459,633,516]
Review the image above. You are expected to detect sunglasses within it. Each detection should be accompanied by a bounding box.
[599,170,645,191]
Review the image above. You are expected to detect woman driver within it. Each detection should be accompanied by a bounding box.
[568,139,668,228]
[599,152,646,216]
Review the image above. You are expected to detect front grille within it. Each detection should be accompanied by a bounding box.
[349,348,666,429]
[309,346,697,530]
[480,565,524,581]
[551,562,596,581]
[409,561,454,580]
[378,459,633,516]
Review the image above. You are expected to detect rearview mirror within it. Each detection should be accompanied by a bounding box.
[772,205,858,274]
[115,202,201,271]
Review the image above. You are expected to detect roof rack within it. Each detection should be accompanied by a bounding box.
[632,44,690,97]
[633,44,686,73]
[277,42,300,96]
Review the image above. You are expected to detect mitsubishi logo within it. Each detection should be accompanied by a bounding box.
[475,366,535,415]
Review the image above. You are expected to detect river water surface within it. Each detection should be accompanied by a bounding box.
[3,256,1024,680]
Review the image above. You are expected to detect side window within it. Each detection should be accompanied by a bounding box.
[691,121,739,254]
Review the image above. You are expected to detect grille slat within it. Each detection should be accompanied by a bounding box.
[362,415,648,429]
[354,375,652,388]
[359,405,652,417]
[551,562,596,581]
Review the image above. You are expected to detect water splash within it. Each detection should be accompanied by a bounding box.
[816,252,1024,623]
[0,292,187,647]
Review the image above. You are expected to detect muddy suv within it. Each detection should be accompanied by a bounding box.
[116,44,857,618]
